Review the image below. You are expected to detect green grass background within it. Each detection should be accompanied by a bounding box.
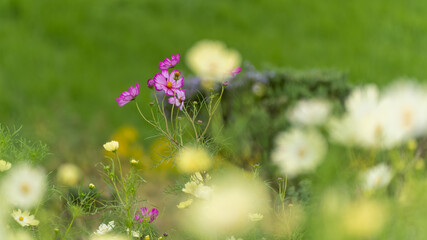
[1,0,427,165]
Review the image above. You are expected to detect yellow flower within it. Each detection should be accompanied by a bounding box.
[343,199,387,238]
[0,160,12,172]
[176,147,211,173]
[57,163,81,186]
[186,40,241,89]
[177,199,193,209]
[103,141,119,152]
[11,209,39,227]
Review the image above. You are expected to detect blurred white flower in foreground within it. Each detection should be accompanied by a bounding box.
[94,221,115,235]
[2,165,46,209]
[0,160,11,172]
[186,40,241,89]
[226,237,243,240]
[288,98,332,126]
[11,209,39,227]
[362,163,392,191]
[57,163,81,186]
[182,169,269,237]
[272,128,327,177]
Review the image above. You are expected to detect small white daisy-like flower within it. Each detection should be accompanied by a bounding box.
[94,221,115,235]
[126,228,142,238]
[272,128,327,177]
[182,181,213,200]
[11,209,39,227]
[2,165,46,209]
[247,213,264,222]
[103,141,119,152]
[0,160,12,172]
[288,98,332,126]
[177,199,193,209]
[362,163,392,191]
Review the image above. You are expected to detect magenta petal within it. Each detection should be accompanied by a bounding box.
[175,77,184,88]
[168,97,176,105]
[148,208,159,222]
[141,207,148,216]
[231,66,241,77]
[116,98,129,107]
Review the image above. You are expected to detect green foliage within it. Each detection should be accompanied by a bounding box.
[0,124,49,164]
[216,64,351,170]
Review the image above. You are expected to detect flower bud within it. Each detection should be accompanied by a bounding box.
[131,159,139,166]
[89,183,95,190]
[103,141,119,152]
[222,81,229,87]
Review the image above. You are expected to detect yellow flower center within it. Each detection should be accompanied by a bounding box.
[19,216,24,221]
[20,183,30,195]
[298,148,306,158]
[166,82,172,88]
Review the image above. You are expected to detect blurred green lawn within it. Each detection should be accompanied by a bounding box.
[1,0,427,167]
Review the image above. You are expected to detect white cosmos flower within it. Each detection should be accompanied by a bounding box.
[381,81,427,143]
[272,128,327,177]
[2,165,46,209]
[126,228,142,238]
[362,164,392,191]
[103,141,119,152]
[288,98,332,126]
[11,209,39,227]
[182,181,213,200]
[94,221,115,235]
[248,213,264,222]
[186,40,241,89]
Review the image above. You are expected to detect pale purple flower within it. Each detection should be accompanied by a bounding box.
[159,54,181,70]
[147,78,155,88]
[154,69,184,96]
[231,66,241,77]
[168,89,186,110]
[135,207,159,223]
[116,83,139,107]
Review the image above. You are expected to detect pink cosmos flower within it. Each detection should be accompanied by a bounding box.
[116,83,139,107]
[231,66,241,77]
[147,78,155,88]
[168,89,186,110]
[159,54,180,70]
[135,207,159,223]
[154,69,184,96]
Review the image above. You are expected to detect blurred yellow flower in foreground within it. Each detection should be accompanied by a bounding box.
[103,141,119,152]
[186,40,241,89]
[182,169,269,237]
[343,199,387,238]
[0,160,11,172]
[176,147,212,173]
[57,163,81,186]
[177,199,193,209]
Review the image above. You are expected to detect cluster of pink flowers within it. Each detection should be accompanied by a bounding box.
[116,53,240,108]
[135,207,159,223]
[148,54,186,110]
